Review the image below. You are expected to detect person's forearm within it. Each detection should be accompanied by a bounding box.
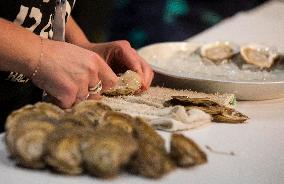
[0,18,41,77]
[65,16,91,49]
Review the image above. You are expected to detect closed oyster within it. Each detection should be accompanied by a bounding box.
[13,119,57,168]
[200,41,238,63]
[5,102,63,159]
[240,43,279,69]
[166,96,248,123]
[71,100,112,127]
[45,124,93,175]
[81,127,138,178]
[132,118,165,151]
[99,111,135,134]
[103,70,142,96]
[127,140,175,179]
[170,134,207,167]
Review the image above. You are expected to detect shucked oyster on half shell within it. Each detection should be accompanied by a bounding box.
[199,41,239,63]
[240,43,279,69]
[103,70,142,96]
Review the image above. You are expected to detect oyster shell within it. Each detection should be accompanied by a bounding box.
[166,96,248,123]
[103,70,142,96]
[127,140,175,179]
[81,127,138,178]
[240,43,279,69]
[170,134,207,167]
[132,117,165,151]
[200,41,238,63]
[71,100,112,127]
[13,119,57,168]
[45,124,93,175]
[99,111,135,134]
[5,102,63,159]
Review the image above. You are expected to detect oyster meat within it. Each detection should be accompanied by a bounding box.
[166,96,248,123]
[103,70,142,96]
[170,134,207,167]
[240,43,279,69]
[200,41,238,63]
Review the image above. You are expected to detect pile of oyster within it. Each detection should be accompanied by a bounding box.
[5,101,207,179]
[197,41,281,70]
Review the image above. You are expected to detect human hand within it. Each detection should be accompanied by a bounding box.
[87,41,154,91]
[31,39,118,108]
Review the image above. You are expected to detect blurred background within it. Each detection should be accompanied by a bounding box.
[72,0,267,49]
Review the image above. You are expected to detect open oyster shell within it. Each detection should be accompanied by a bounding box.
[240,43,279,69]
[170,134,207,167]
[103,70,142,96]
[200,41,239,63]
[166,96,248,123]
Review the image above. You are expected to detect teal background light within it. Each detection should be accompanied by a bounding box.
[163,0,190,24]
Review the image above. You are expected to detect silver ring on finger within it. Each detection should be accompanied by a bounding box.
[89,80,102,95]
[84,93,90,100]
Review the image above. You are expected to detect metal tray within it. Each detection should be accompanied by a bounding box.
[138,42,284,100]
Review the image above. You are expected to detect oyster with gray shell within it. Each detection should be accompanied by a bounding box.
[166,96,248,123]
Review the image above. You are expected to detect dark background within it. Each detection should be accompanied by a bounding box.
[72,0,267,49]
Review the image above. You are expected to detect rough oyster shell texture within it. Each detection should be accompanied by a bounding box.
[166,96,248,123]
[5,101,207,179]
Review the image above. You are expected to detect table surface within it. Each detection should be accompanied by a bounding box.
[1,1,284,184]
